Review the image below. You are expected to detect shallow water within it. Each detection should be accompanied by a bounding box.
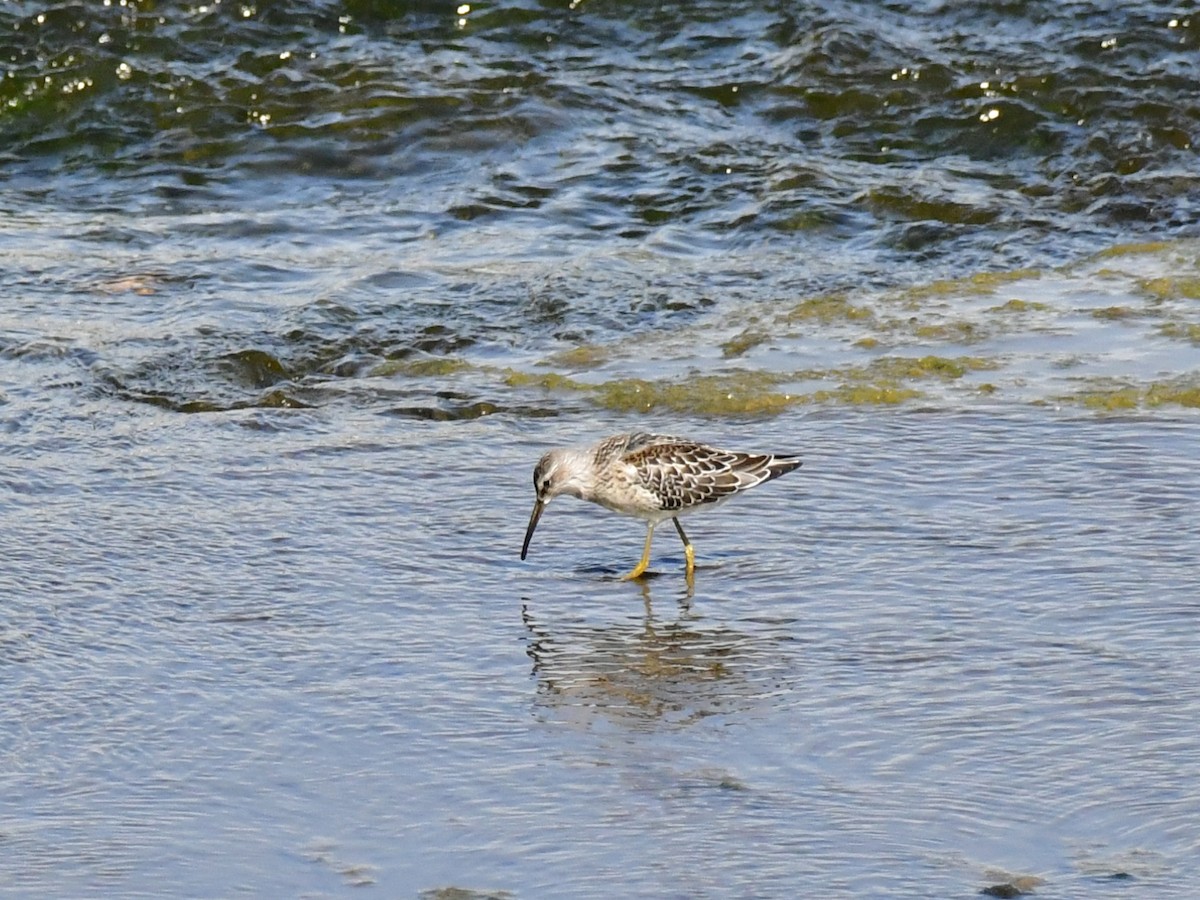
[4,408,1200,897]
[3,1,1200,897]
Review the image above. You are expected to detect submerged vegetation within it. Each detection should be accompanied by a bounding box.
[1065,379,1200,411]
[95,242,1200,417]
[493,241,1200,416]
[503,354,997,414]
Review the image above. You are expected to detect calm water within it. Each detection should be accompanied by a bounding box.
[2,1,1200,897]
[4,409,1199,897]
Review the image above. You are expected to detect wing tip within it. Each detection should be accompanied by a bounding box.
[769,455,803,478]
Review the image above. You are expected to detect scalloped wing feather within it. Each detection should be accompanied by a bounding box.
[624,439,801,512]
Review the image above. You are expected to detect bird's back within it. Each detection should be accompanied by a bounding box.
[604,434,801,515]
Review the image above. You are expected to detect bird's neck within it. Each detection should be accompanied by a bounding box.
[557,449,596,502]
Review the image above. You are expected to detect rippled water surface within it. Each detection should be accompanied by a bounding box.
[3,1,1200,897]
[5,410,1200,897]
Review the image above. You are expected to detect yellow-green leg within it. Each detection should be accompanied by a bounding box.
[672,517,695,577]
[621,523,656,580]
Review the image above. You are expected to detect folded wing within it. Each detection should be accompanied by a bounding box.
[625,439,802,512]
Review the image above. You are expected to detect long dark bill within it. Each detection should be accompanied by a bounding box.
[520,499,545,560]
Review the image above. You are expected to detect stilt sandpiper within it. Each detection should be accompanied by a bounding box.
[520,432,802,579]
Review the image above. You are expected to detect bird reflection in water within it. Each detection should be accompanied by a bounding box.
[520,584,784,729]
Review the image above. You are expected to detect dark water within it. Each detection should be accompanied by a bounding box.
[4,0,1199,416]
[2,2,1200,897]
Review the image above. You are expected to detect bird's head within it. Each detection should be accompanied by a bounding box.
[521,448,593,560]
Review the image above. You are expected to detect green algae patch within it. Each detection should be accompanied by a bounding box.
[1078,387,1141,410]
[720,329,771,358]
[1063,378,1200,411]
[1158,322,1200,344]
[895,269,1041,306]
[1093,241,1177,259]
[544,344,611,369]
[502,370,584,392]
[785,293,873,324]
[987,298,1052,313]
[373,356,469,377]
[503,369,802,415]
[1146,382,1200,408]
[594,375,799,416]
[502,364,940,413]
[912,320,983,343]
[1138,276,1200,301]
[812,384,922,405]
[1091,306,1140,321]
[966,269,1042,290]
[868,355,997,381]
